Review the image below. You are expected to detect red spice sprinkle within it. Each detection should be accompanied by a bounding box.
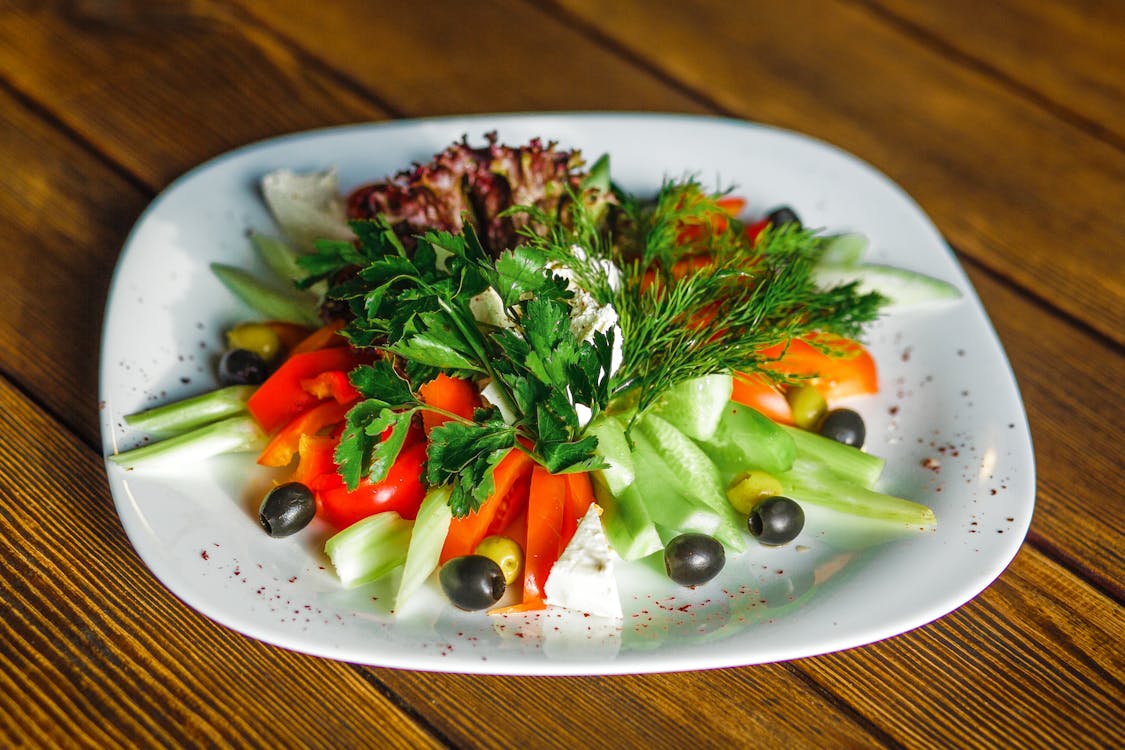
[200,550,209,560]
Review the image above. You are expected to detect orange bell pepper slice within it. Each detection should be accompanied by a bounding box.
[257,399,352,467]
[759,335,878,401]
[518,465,567,609]
[439,448,534,563]
[418,373,482,436]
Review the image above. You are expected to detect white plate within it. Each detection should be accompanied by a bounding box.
[100,113,1035,675]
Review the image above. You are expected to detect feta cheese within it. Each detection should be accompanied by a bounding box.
[544,505,623,619]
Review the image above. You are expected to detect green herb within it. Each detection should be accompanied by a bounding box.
[316,175,883,517]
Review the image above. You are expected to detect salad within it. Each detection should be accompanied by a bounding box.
[109,133,952,620]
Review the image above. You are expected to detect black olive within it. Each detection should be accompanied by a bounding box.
[258,482,316,538]
[819,408,866,448]
[219,348,267,386]
[663,533,725,586]
[748,496,805,546]
[440,555,507,610]
[766,205,802,229]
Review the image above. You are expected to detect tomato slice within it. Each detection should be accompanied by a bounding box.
[318,440,428,528]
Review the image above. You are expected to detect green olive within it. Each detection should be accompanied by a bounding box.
[226,322,282,363]
[474,535,523,586]
[727,470,785,515]
[786,384,827,430]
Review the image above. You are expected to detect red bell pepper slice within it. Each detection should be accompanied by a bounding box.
[731,372,793,424]
[247,347,369,432]
[290,319,348,355]
[439,448,534,563]
[519,465,567,609]
[759,335,878,401]
[559,472,594,555]
[257,399,352,468]
[318,440,428,528]
[300,370,361,404]
[294,434,344,491]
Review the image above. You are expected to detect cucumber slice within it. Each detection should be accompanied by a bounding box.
[814,263,961,310]
[697,403,796,479]
[631,420,745,552]
[325,512,413,587]
[818,232,868,266]
[395,486,453,610]
[594,472,662,561]
[586,413,635,495]
[651,374,732,441]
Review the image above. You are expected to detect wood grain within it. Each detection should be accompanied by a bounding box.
[0,376,442,750]
[552,0,1125,347]
[234,0,711,117]
[376,667,888,749]
[868,0,1125,145]
[796,547,1125,748]
[0,2,388,189]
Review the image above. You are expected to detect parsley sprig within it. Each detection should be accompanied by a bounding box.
[300,219,614,516]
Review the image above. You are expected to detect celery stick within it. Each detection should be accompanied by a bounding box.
[780,457,936,527]
[325,512,414,587]
[108,415,266,471]
[211,263,321,326]
[697,402,796,479]
[123,385,256,437]
[395,487,453,610]
[780,424,883,489]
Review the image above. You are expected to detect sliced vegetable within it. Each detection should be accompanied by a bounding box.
[319,440,428,528]
[760,335,878,401]
[247,347,369,432]
[595,472,662,561]
[651,373,732,442]
[324,511,413,587]
[109,415,266,471]
[560,472,595,554]
[300,369,361,404]
[122,384,255,437]
[730,372,792,424]
[418,373,481,435]
[439,448,534,562]
[813,262,961,310]
[257,399,352,468]
[396,485,454,609]
[780,424,883,489]
[780,457,936,527]
[696,402,796,481]
[585,414,634,495]
[520,465,567,608]
[211,262,321,326]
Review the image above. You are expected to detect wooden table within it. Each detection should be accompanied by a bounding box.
[2,2,1121,747]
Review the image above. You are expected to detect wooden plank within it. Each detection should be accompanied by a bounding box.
[869,0,1125,144]
[376,668,888,748]
[0,377,442,749]
[233,0,711,117]
[0,85,145,442]
[0,2,388,189]
[796,547,1125,748]
[550,0,1125,346]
